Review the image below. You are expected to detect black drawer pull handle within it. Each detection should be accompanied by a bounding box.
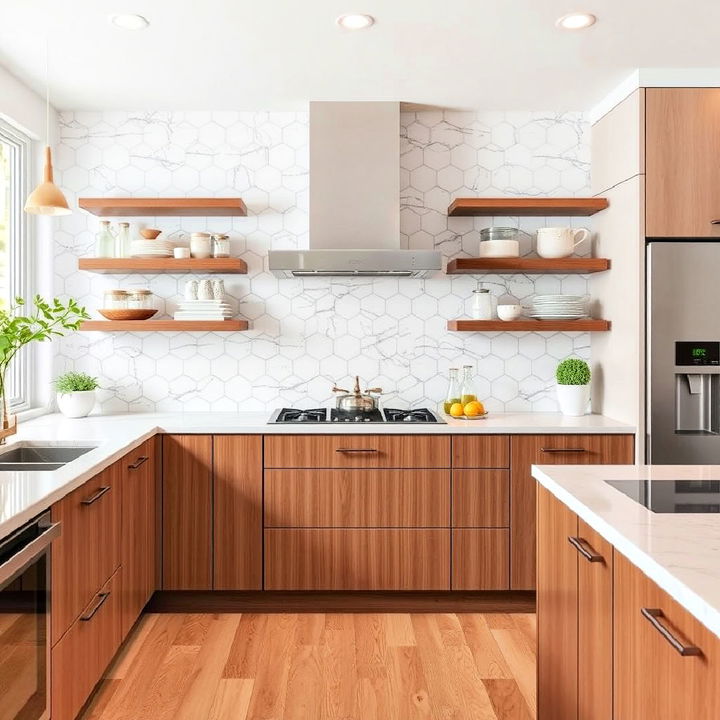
[641,608,701,656]
[335,448,378,453]
[540,447,587,453]
[81,486,111,506]
[80,591,111,621]
[128,456,149,470]
[568,536,603,562]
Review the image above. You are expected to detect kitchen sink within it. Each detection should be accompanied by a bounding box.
[0,444,97,471]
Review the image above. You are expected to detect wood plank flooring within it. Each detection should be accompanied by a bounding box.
[80,612,536,720]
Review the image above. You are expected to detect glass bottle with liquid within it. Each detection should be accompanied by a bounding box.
[95,221,115,258]
[115,222,131,258]
[443,367,461,414]
[460,365,478,404]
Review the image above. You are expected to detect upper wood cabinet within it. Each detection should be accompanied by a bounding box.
[162,435,213,590]
[646,88,720,237]
[510,434,633,590]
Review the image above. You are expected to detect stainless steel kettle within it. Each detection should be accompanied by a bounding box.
[332,376,383,412]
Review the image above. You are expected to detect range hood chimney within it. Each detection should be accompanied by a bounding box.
[269,101,441,278]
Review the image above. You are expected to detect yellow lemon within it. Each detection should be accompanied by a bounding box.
[464,400,485,417]
[449,402,465,417]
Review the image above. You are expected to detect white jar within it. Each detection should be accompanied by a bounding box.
[471,288,496,320]
[190,232,212,258]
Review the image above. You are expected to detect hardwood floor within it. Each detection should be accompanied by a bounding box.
[80,612,536,720]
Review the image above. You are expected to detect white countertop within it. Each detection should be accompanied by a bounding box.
[532,464,720,638]
[0,410,632,539]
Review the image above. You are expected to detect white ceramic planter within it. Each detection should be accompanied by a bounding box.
[556,383,590,416]
[57,390,96,418]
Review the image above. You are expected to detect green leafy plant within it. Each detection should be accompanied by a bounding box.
[556,357,591,386]
[0,296,90,425]
[54,371,99,394]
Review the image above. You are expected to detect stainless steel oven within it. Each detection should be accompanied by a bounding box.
[0,512,60,720]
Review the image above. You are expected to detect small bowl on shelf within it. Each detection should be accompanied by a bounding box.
[98,309,158,321]
[140,228,162,240]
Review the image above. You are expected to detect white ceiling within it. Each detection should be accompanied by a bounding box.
[2,0,720,111]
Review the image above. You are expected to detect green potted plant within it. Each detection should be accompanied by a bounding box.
[0,295,89,428]
[555,357,591,416]
[54,371,100,418]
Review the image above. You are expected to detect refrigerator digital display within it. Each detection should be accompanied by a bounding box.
[676,341,720,366]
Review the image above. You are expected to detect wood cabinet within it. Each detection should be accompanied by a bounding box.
[451,529,509,590]
[614,553,720,720]
[452,469,509,527]
[264,528,450,590]
[511,434,633,589]
[51,568,122,720]
[264,434,451,468]
[265,469,450,528]
[120,438,156,638]
[646,88,720,238]
[51,463,120,645]
[214,435,263,590]
[161,434,213,590]
[451,435,509,468]
[537,486,613,720]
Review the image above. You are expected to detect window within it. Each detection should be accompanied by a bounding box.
[0,119,32,411]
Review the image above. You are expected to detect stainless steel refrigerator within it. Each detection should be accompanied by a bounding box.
[647,241,720,463]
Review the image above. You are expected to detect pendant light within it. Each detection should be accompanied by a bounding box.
[24,41,70,216]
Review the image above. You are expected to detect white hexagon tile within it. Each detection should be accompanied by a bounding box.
[54,110,591,414]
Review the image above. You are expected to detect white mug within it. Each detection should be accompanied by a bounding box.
[536,227,590,259]
[198,279,214,300]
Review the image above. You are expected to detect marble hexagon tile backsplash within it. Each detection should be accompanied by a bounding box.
[54,110,591,413]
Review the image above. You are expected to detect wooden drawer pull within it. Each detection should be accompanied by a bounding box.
[335,448,378,453]
[641,607,702,656]
[540,447,587,453]
[81,486,111,506]
[568,536,603,562]
[80,591,111,621]
[128,455,149,470]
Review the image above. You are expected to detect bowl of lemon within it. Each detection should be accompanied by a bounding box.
[448,400,488,420]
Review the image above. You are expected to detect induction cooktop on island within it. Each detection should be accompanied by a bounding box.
[268,407,445,424]
[606,478,720,513]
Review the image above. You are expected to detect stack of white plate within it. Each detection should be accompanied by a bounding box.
[529,295,588,321]
[174,300,234,321]
[130,239,173,258]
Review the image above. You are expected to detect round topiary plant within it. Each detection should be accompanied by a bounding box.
[54,372,100,394]
[556,358,591,386]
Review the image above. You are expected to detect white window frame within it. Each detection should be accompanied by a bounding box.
[0,118,33,412]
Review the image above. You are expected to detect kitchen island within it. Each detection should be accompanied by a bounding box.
[533,463,720,720]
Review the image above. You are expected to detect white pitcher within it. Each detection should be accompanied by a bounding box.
[536,227,590,258]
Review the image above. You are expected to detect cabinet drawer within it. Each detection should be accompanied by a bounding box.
[264,435,450,469]
[51,463,121,645]
[265,470,450,527]
[452,529,509,590]
[51,569,122,720]
[452,435,509,468]
[265,529,450,590]
[452,470,509,527]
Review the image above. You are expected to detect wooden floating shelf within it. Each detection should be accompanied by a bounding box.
[447,197,609,217]
[448,319,611,332]
[78,258,248,274]
[78,197,247,217]
[80,320,249,332]
[446,257,610,275]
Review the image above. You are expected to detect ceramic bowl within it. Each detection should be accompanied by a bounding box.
[497,304,523,321]
[478,239,520,258]
[140,228,162,240]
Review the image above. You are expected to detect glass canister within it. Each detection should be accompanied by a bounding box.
[115,222,131,258]
[471,286,497,320]
[102,289,129,309]
[443,368,462,414]
[211,233,230,258]
[95,220,115,258]
[460,365,478,404]
[127,289,154,310]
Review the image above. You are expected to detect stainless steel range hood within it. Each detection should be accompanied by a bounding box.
[268,102,441,279]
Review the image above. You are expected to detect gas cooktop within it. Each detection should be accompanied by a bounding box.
[606,479,720,513]
[268,407,445,424]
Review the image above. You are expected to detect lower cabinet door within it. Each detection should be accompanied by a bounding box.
[264,529,450,590]
[51,569,122,720]
[451,529,509,590]
[614,554,720,720]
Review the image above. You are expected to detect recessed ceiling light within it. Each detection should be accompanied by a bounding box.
[109,14,150,30]
[556,12,596,30]
[336,14,375,30]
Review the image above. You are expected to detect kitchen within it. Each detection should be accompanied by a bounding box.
[0,2,719,719]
